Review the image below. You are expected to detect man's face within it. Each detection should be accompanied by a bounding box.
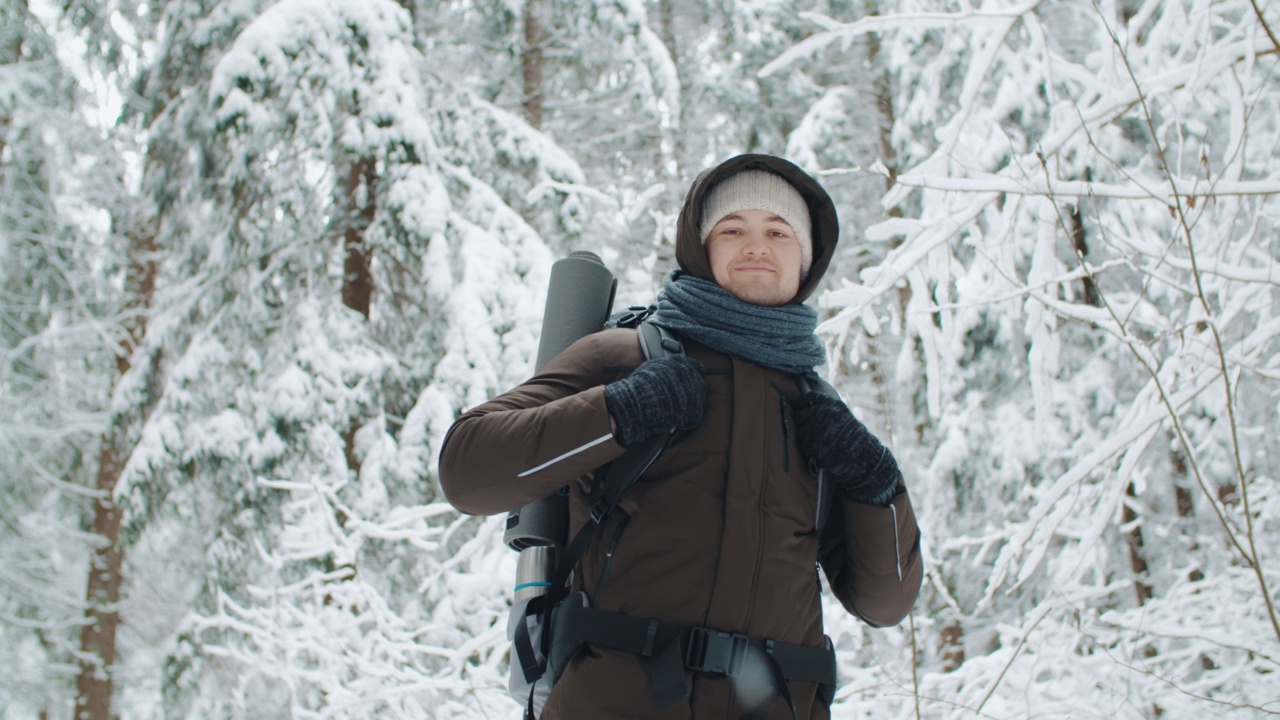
[705,209,804,306]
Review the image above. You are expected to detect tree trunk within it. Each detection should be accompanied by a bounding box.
[1068,188,1152,609]
[1065,169,1099,306]
[869,33,898,193]
[1059,180,1148,609]
[657,0,676,60]
[395,0,419,49]
[75,216,157,720]
[1170,442,1204,582]
[939,618,965,672]
[866,7,926,447]
[0,0,26,164]
[643,0,681,280]
[655,0,683,182]
[522,0,545,129]
[340,154,376,475]
[76,449,125,720]
[341,156,376,320]
[866,17,909,307]
[1121,481,1154,606]
[1065,203,1098,306]
[1121,480,1158,687]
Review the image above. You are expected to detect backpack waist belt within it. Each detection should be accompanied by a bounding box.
[548,596,837,714]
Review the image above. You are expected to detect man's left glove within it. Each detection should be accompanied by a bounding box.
[793,391,899,507]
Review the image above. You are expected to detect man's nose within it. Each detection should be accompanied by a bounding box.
[742,231,771,255]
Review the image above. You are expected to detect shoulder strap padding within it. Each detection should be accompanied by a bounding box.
[637,321,682,361]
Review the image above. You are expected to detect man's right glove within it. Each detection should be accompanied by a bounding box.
[793,391,899,507]
[604,355,707,447]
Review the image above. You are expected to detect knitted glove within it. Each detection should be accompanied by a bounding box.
[793,391,899,507]
[604,355,707,447]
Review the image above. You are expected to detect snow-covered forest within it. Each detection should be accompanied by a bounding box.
[2,0,1278,717]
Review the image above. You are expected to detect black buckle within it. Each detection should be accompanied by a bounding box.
[685,627,750,677]
[611,305,655,329]
[588,497,609,524]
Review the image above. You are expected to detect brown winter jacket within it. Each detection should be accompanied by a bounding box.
[439,155,923,719]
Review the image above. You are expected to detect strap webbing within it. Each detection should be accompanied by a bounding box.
[549,601,837,716]
[514,323,681,686]
[531,428,671,667]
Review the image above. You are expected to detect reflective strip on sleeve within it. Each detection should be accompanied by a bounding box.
[891,504,902,582]
[516,433,614,478]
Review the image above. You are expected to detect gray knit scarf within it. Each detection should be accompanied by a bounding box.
[649,270,826,374]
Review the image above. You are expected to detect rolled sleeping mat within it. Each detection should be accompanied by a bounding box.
[534,251,617,371]
[504,251,617,552]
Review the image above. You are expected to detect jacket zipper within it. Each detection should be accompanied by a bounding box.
[780,395,792,474]
[772,383,790,474]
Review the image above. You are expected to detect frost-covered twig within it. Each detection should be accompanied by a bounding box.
[1085,2,1280,640]
[908,612,921,720]
[892,171,1280,201]
[1035,165,1254,574]
[1250,0,1280,53]
[973,601,1053,714]
[1094,1,1280,643]
[1109,656,1280,716]
[761,1,1044,78]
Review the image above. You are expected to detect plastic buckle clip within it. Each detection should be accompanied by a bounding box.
[612,305,654,329]
[589,497,612,525]
[685,627,749,677]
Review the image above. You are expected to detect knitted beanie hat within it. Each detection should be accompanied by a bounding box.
[698,170,813,275]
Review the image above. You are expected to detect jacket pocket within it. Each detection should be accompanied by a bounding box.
[768,383,820,540]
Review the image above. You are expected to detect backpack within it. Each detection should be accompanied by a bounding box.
[506,308,840,719]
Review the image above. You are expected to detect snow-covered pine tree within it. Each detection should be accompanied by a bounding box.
[89,0,599,715]
[0,2,140,716]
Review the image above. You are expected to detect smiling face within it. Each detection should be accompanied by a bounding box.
[705,209,804,306]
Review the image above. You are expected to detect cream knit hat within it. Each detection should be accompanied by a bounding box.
[698,170,813,274]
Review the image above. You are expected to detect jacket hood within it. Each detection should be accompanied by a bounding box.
[675,154,839,304]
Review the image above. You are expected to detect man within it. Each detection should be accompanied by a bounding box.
[439,154,922,719]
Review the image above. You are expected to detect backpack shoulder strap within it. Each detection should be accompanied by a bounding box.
[637,320,682,360]
[518,430,672,686]
[798,370,840,400]
[522,323,682,672]
[562,323,682,607]
[586,321,681,530]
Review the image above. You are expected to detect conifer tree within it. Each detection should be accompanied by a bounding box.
[85,0,597,713]
[1,1,138,715]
